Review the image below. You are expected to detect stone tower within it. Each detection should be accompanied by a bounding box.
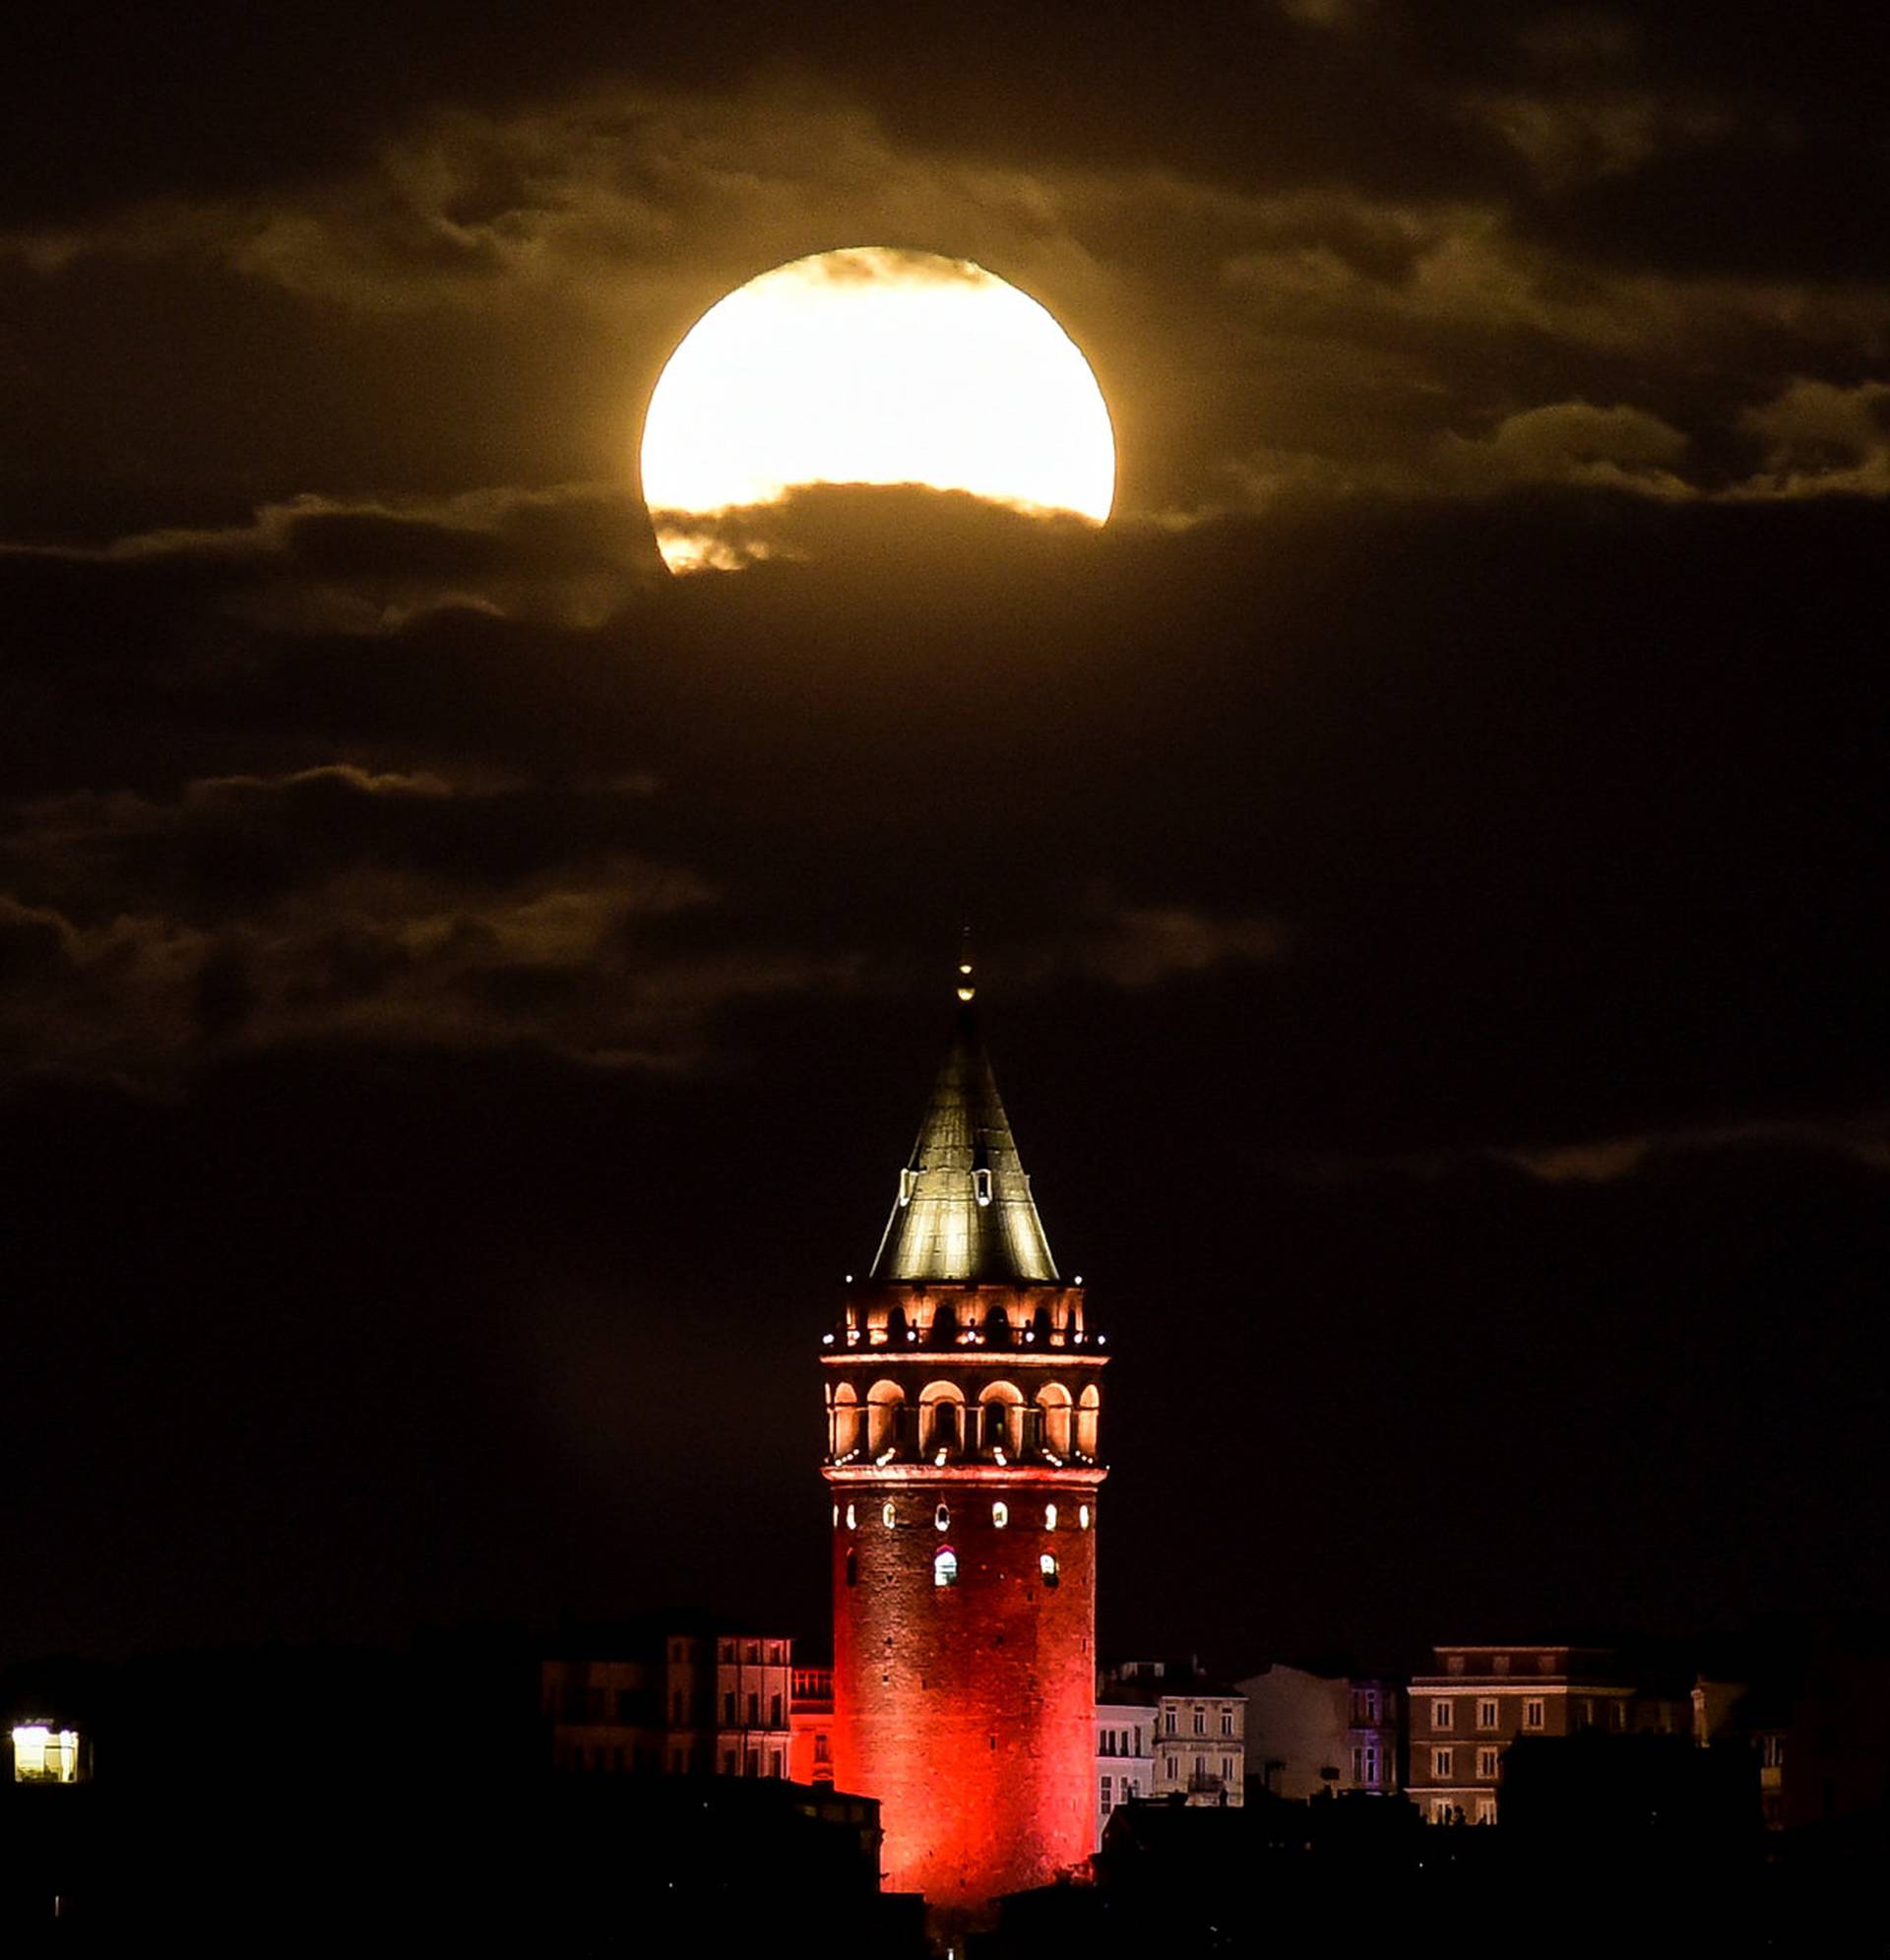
[822,955,1107,1917]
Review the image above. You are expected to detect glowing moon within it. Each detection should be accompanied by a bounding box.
[640,247,1115,572]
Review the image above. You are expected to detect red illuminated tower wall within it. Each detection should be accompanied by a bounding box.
[820,983,1109,1917]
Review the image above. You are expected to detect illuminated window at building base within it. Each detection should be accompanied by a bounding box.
[12,1726,84,1784]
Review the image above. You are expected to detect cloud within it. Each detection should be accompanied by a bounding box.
[652,480,1107,574]
[3,484,659,631]
[1730,377,1890,499]
[1075,904,1290,988]
[1501,1113,1890,1183]
[0,766,834,1077]
[1437,399,1692,497]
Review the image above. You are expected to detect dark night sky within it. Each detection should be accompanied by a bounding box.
[3,3,1885,1675]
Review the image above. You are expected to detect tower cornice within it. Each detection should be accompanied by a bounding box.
[821,1350,1109,1369]
[822,1464,1106,1488]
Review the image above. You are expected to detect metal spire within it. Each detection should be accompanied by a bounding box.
[869,944,1058,1284]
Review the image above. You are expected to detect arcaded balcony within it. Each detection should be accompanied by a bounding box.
[823,1373,1103,1469]
[825,1282,1105,1355]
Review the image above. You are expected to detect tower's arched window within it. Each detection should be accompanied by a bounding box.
[1044,1503,1057,1531]
[977,1381,1024,1457]
[832,1383,860,1459]
[881,1499,896,1529]
[866,1380,904,1457]
[845,1503,856,1530]
[1079,1503,1092,1530]
[1076,1384,1101,1458]
[1037,1382,1073,1457]
[919,1381,966,1459]
[934,1502,950,1532]
[934,1548,959,1588]
[845,1549,857,1587]
[1040,1553,1060,1588]
[992,1501,1009,1529]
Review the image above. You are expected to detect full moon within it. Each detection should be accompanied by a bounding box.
[639,247,1116,573]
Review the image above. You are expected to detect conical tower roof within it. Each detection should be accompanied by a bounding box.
[870,959,1057,1284]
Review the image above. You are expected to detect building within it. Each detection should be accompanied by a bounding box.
[1150,1676,1246,1806]
[542,1626,793,1780]
[1238,1661,1403,1801]
[823,957,1108,1918]
[1346,1675,1405,1797]
[788,1663,836,1787]
[1408,1643,1687,1824]
[1095,1697,1157,1848]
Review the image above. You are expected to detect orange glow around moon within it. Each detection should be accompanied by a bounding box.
[639,247,1116,572]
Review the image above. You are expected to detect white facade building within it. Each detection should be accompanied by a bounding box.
[1094,1699,1157,1847]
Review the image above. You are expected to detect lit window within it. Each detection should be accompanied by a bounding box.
[992,1501,1009,1528]
[1476,1796,1496,1824]
[845,1503,856,1530]
[1040,1553,1060,1588]
[11,1727,81,1785]
[1479,1698,1498,1729]
[1430,1799,1453,1824]
[1079,1504,1091,1529]
[934,1547,959,1588]
[1524,1699,1544,1731]
[882,1500,896,1528]
[1432,1699,1453,1730]
[1479,1747,1500,1780]
[1044,1504,1057,1530]
[831,1504,839,1527]
[1433,1747,1453,1779]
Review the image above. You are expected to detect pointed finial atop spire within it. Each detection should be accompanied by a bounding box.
[956,925,976,1003]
